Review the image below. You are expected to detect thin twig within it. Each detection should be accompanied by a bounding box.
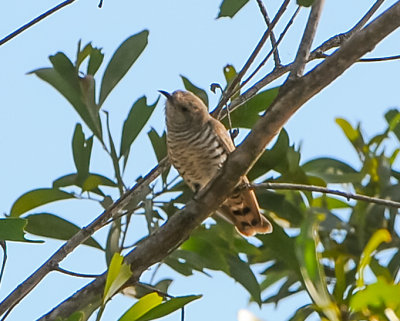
[212,0,290,118]
[254,183,400,208]
[310,0,385,59]
[289,0,325,79]
[0,158,169,317]
[240,6,301,90]
[223,0,388,119]
[0,242,6,286]
[135,282,174,299]
[255,0,281,66]
[0,0,76,47]
[359,54,400,62]
[55,267,99,278]
[314,52,400,63]
[38,4,400,318]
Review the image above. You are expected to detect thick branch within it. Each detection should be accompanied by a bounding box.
[39,2,400,319]
[0,159,169,317]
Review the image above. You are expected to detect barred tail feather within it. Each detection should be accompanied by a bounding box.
[218,187,273,237]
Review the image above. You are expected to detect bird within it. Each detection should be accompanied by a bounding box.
[161,89,272,236]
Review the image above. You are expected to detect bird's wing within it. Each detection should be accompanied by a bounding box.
[209,118,273,236]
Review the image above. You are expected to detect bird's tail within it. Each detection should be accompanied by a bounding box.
[217,179,273,237]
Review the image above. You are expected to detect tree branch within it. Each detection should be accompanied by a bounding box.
[223,0,387,119]
[0,159,169,317]
[0,0,76,47]
[255,0,281,67]
[310,0,385,59]
[212,0,290,118]
[240,6,300,91]
[289,0,325,79]
[253,183,400,208]
[38,2,400,319]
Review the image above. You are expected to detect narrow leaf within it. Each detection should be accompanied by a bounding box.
[0,218,41,243]
[87,47,104,76]
[350,277,400,312]
[25,213,102,249]
[99,30,149,106]
[297,0,315,7]
[218,0,250,18]
[10,188,74,217]
[222,87,279,128]
[72,124,93,184]
[120,96,158,163]
[295,213,340,321]
[147,129,170,183]
[180,75,208,106]
[103,253,132,303]
[227,255,261,306]
[118,292,162,321]
[356,229,391,288]
[135,295,202,321]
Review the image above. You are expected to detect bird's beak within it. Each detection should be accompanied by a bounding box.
[158,90,171,99]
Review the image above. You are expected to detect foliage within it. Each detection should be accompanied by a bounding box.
[2,1,400,320]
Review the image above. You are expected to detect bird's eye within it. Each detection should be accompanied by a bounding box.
[180,106,189,112]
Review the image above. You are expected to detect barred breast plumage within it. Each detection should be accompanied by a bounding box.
[162,90,272,236]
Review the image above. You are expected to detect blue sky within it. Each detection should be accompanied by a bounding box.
[1,1,400,320]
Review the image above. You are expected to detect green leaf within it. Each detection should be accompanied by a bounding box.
[312,196,350,210]
[53,173,116,191]
[223,64,237,87]
[302,157,361,183]
[180,76,208,106]
[119,292,163,321]
[120,96,158,164]
[288,305,314,321]
[135,295,202,321]
[227,255,261,306]
[350,277,400,312]
[87,47,104,76]
[218,0,250,18]
[25,213,102,249]
[31,55,102,139]
[335,118,365,156]
[72,124,93,184]
[82,174,117,191]
[222,87,279,128]
[222,64,240,99]
[99,30,149,106]
[105,221,122,266]
[147,129,167,162]
[356,229,391,288]
[385,109,400,142]
[104,253,133,303]
[0,218,41,243]
[148,129,170,183]
[181,236,229,272]
[132,279,173,299]
[10,188,75,217]
[76,42,92,69]
[295,213,340,321]
[249,129,289,180]
[297,0,315,6]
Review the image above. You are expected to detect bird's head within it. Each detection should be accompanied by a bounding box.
[160,90,209,128]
